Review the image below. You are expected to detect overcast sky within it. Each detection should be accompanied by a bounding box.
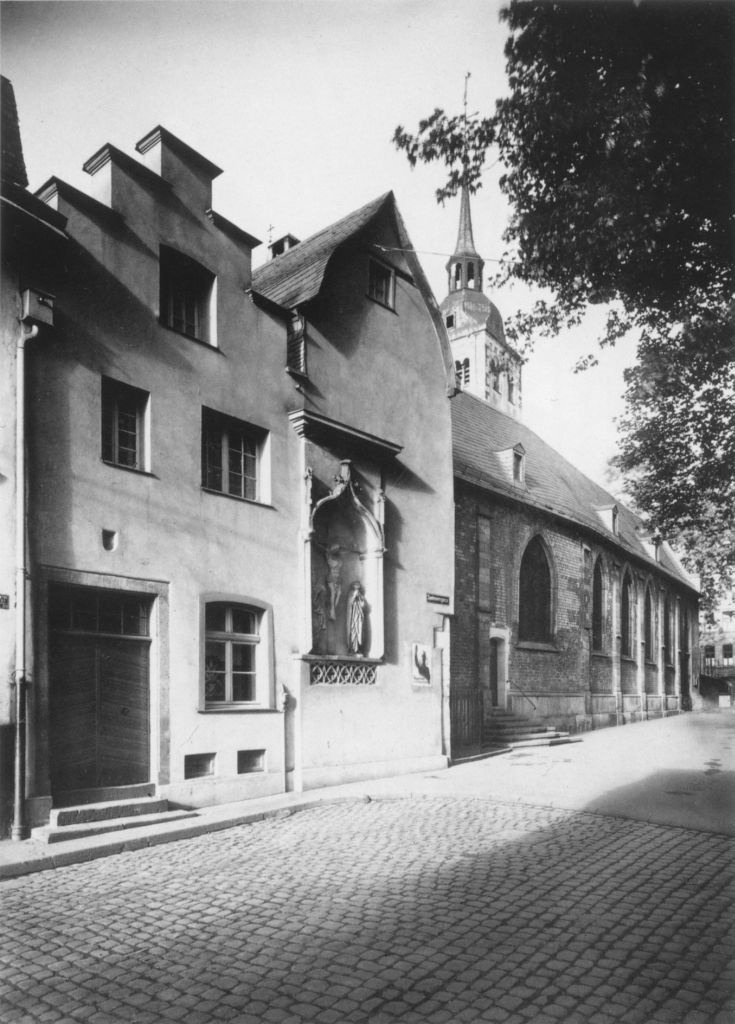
[1,0,637,490]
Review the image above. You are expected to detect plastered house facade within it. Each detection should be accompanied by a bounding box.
[1,99,455,835]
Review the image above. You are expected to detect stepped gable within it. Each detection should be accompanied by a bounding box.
[252,192,392,309]
[452,390,697,591]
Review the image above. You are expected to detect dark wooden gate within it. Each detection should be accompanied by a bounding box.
[49,585,151,796]
[450,687,484,756]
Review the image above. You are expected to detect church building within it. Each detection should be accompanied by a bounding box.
[442,187,700,755]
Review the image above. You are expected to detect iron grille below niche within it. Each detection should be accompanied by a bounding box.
[310,660,377,686]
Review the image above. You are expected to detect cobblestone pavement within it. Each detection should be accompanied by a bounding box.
[1,797,733,1024]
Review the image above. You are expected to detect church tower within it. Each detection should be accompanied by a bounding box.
[440,186,522,419]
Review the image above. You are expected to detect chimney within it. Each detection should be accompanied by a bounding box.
[135,126,222,210]
[269,234,301,259]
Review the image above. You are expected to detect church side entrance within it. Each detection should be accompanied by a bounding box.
[48,584,152,800]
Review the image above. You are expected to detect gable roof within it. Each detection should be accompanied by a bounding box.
[251,191,456,395]
[452,391,697,592]
[1,77,28,188]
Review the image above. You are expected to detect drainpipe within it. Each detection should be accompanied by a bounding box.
[12,319,38,841]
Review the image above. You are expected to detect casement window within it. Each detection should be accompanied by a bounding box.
[621,571,634,657]
[202,407,268,502]
[518,536,552,642]
[703,644,715,662]
[101,377,149,471]
[367,258,395,309]
[723,643,734,664]
[160,245,214,343]
[592,558,604,651]
[204,603,260,705]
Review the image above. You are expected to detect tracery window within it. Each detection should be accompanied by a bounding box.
[621,570,634,658]
[518,536,552,642]
[592,557,603,651]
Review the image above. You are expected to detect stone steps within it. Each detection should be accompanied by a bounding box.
[32,797,198,844]
[484,710,581,749]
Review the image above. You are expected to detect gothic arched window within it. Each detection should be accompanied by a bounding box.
[592,557,603,651]
[644,586,655,661]
[663,595,672,665]
[519,537,552,642]
[621,570,634,658]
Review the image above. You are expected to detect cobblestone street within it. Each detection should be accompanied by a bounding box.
[2,794,733,1024]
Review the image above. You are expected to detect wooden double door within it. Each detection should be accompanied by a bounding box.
[49,585,152,797]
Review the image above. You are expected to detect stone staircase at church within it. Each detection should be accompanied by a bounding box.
[31,793,198,844]
[484,708,581,750]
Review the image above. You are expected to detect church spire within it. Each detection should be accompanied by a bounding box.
[453,184,481,261]
[446,185,484,294]
[446,72,484,294]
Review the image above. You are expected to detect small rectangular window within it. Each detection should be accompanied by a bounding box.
[723,643,733,662]
[202,407,267,502]
[237,749,265,774]
[184,753,215,779]
[287,313,307,376]
[704,645,715,660]
[160,245,214,344]
[367,259,395,309]
[102,378,149,471]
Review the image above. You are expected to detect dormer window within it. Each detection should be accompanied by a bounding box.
[446,314,455,329]
[595,505,619,535]
[367,259,395,309]
[513,450,524,483]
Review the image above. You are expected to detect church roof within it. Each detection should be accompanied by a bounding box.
[252,193,392,309]
[452,391,698,592]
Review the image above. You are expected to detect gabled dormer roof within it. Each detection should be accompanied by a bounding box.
[252,193,392,308]
[252,191,456,395]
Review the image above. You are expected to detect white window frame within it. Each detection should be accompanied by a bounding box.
[202,407,270,504]
[101,377,150,472]
[159,245,216,345]
[201,598,274,710]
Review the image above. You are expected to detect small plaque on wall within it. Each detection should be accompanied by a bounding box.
[412,643,431,684]
[426,593,449,605]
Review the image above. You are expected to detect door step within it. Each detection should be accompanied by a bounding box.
[32,797,198,844]
[484,710,582,749]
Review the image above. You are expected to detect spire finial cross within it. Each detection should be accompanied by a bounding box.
[462,72,471,184]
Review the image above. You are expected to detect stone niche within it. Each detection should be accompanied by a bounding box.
[309,460,384,660]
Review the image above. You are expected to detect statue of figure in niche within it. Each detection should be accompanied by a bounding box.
[346,582,367,655]
[325,544,344,621]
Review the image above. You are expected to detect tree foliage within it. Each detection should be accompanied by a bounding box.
[394,0,735,611]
